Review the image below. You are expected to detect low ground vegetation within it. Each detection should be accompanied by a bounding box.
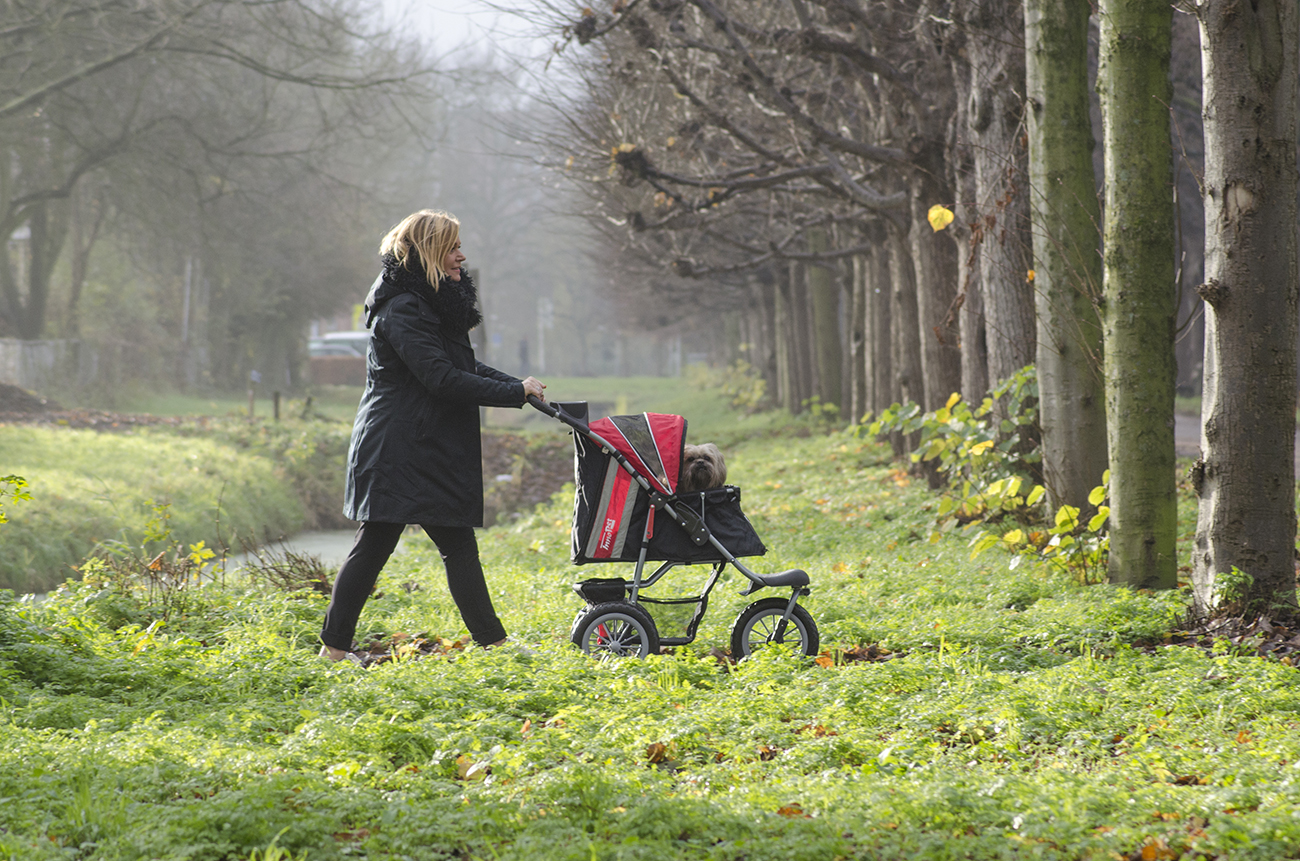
[3,392,1300,858]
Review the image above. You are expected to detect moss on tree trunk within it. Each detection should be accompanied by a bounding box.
[1026,0,1108,512]
[1098,0,1177,589]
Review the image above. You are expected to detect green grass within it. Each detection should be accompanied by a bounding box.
[117,387,362,424]
[116,374,793,444]
[5,419,1298,860]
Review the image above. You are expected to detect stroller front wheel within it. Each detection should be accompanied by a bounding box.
[571,601,661,659]
[730,597,819,659]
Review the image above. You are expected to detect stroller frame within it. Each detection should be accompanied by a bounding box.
[529,397,818,658]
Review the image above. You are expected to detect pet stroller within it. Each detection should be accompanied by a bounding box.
[528,397,819,659]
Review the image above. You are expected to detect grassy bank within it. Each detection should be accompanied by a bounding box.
[0,420,353,593]
[5,426,1296,861]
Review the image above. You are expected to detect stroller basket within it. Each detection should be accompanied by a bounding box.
[573,577,628,603]
[569,409,767,564]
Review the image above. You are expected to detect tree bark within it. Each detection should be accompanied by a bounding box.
[890,223,924,455]
[850,253,869,423]
[807,227,843,411]
[1192,0,1299,614]
[1098,0,1177,589]
[775,266,797,413]
[967,0,1037,389]
[869,229,895,418]
[909,146,963,410]
[1025,0,1109,511]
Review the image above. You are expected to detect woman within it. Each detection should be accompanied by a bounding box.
[319,210,545,661]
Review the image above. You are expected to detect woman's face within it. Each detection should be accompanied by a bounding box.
[443,240,466,282]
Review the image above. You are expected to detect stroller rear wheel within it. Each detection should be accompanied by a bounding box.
[730,597,819,658]
[571,601,661,658]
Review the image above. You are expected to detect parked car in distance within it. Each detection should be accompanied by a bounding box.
[308,331,370,358]
[308,331,369,386]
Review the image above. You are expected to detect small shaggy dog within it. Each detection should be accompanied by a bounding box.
[678,443,727,493]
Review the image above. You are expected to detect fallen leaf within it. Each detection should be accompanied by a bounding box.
[646,742,667,763]
[455,755,488,781]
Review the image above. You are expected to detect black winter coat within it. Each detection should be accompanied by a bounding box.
[343,260,524,526]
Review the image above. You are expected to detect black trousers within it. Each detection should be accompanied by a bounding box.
[320,521,507,650]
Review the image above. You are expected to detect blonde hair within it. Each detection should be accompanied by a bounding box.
[379,209,461,288]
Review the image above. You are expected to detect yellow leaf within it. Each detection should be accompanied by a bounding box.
[1026,269,1036,283]
[1026,485,1045,506]
[1088,484,1107,506]
[927,204,955,232]
[1003,529,1025,545]
[969,440,994,456]
[1054,505,1080,530]
[945,392,961,409]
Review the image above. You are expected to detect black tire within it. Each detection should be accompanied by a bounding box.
[570,602,661,659]
[729,597,819,658]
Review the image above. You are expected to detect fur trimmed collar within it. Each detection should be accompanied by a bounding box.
[380,253,483,333]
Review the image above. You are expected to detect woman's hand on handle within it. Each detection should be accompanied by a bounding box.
[522,376,546,402]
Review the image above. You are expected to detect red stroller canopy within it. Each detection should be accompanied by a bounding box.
[587,412,684,495]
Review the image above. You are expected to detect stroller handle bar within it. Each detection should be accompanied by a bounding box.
[527,394,558,418]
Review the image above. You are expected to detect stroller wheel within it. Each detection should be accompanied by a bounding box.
[571,601,660,659]
[730,597,819,659]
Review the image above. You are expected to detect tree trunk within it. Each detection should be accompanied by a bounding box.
[807,227,843,412]
[869,230,895,418]
[774,266,797,413]
[943,3,990,407]
[956,231,989,405]
[790,260,818,411]
[909,152,963,410]
[967,0,1037,389]
[22,201,68,341]
[850,253,868,424]
[66,186,105,339]
[890,224,924,456]
[1098,0,1177,589]
[1192,0,1299,615]
[754,274,778,402]
[1025,0,1109,511]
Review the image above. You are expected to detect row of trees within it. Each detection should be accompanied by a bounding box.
[0,0,434,390]
[530,0,1298,616]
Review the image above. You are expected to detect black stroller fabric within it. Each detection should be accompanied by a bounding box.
[570,429,767,564]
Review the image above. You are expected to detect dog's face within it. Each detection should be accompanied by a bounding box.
[679,443,726,493]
